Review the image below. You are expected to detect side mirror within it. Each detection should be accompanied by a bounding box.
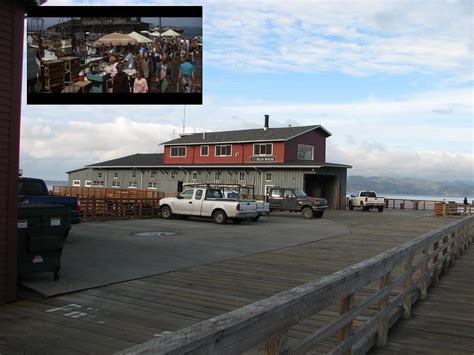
[350,195,355,197]
[177,195,183,199]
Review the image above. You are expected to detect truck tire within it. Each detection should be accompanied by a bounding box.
[378,206,384,212]
[360,202,366,211]
[213,210,227,224]
[349,201,354,210]
[251,215,260,221]
[160,205,173,219]
[313,210,324,218]
[302,206,313,219]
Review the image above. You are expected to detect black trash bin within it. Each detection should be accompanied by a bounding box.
[17,204,71,281]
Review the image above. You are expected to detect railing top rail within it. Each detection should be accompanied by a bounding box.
[117,215,474,355]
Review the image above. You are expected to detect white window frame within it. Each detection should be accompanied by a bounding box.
[72,180,81,187]
[98,172,103,178]
[170,172,176,179]
[85,180,92,187]
[192,171,198,181]
[297,144,314,161]
[132,170,137,178]
[265,172,272,182]
[239,172,246,181]
[128,181,138,189]
[170,146,187,157]
[215,144,232,157]
[112,181,121,188]
[200,145,209,156]
[114,172,119,179]
[253,143,273,156]
[214,171,220,180]
[147,181,157,189]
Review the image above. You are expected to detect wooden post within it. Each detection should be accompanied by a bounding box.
[338,293,355,355]
[432,241,440,286]
[377,272,391,347]
[420,249,428,300]
[402,255,413,319]
[442,236,450,275]
[264,330,288,355]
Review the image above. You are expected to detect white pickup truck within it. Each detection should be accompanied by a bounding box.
[223,190,270,221]
[159,186,258,224]
[348,191,385,212]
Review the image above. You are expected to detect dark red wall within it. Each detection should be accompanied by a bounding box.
[284,129,327,162]
[0,1,24,304]
[163,142,286,165]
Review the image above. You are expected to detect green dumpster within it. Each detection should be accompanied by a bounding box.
[17,204,71,281]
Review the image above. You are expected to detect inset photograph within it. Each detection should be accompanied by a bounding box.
[26,14,202,104]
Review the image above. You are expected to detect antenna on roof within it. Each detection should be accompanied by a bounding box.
[183,105,186,134]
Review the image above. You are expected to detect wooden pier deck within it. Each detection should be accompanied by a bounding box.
[371,246,474,354]
[0,211,470,354]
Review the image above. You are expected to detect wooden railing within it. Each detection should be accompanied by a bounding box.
[80,197,160,219]
[435,202,473,217]
[384,199,440,211]
[117,216,474,355]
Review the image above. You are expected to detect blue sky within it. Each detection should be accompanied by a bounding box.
[21,0,473,182]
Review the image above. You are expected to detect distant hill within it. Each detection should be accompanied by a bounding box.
[347,176,474,197]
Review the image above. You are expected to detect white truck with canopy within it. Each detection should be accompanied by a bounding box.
[159,184,258,224]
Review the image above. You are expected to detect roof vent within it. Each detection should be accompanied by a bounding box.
[202,131,206,139]
[264,114,269,131]
[179,132,192,138]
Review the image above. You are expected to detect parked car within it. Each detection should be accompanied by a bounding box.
[348,191,385,212]
[159,185,258,224]
[266,187,328,219]
[18,177,81,237]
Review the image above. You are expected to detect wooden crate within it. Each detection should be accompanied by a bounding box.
[62,56,80,81]
[42,60,65,92]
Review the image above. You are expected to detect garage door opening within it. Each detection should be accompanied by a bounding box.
[303,174,340,209]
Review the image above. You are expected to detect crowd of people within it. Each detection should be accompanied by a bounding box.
[98,37,200,94]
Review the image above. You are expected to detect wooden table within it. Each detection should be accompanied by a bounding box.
[62,80,93,93]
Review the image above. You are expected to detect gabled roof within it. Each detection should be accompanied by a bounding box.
[163,125,331,146]
[87,153,164,168]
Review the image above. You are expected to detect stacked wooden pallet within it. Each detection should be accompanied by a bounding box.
[62,56,80,83]
[42,59,64,92]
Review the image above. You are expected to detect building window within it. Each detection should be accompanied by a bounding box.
[85,180,92,187]
[298,144,314,161]
[215,144,232,157]
[128,181,137,189]
[114,172,119,179]
[214,171,220,180]
[98,172,103,178]
[170,172,176,179]
[150,172,156,179]
[192,171,198,181]
[266,172,272,181]
[147,181,157,189]
[239,172,246,181]
[254,143,273,156]
[170,146,186,157]
[112,181,121,188]
[93,180,104,187]
[200,145,209,156]
[132,170,137,178]
[72,180,81,187]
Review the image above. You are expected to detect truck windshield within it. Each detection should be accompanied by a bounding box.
[294,189,307,198]
[18,179,47,195]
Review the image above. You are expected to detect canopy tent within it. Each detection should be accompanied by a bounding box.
[160,29,181,38]
[148,31,161,38]
[128,31,154,44]
[94,32,137,46]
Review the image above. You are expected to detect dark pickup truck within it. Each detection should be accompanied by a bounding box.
[18,177,81,236]
[267,187,328,219]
